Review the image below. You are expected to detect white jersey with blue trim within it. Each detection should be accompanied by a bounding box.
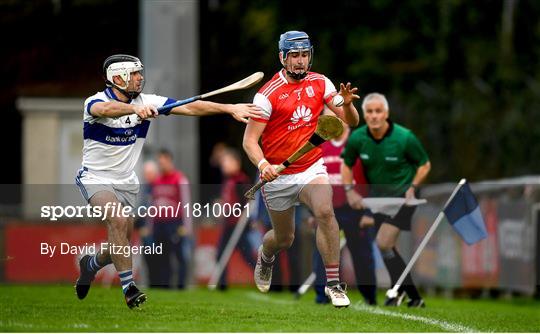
[82,88,175,178]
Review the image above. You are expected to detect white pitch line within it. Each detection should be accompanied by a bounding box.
[0,320,90,330]
[352,302,480,333]
[0,321,35,329]
[245,293,482,333]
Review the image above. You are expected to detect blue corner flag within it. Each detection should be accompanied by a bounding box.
[443,181,487,245]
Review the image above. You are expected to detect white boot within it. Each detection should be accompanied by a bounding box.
[254,246,273,293]
[325,283,351,308]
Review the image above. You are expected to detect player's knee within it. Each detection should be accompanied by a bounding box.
[276,234,294,249]
[314,206,335,223]
[107,216,130,232]
[376,237,394,253]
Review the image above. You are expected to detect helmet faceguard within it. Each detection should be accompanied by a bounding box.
[278,31,313,80]
[103,54,145,100]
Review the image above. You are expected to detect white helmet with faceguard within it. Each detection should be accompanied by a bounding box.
[278,31,313,80]
[103,54,145,99]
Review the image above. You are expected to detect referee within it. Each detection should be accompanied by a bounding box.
[341,92,431,308]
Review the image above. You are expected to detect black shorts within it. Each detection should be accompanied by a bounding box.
[374,204,417,231]
[334,206,365,229]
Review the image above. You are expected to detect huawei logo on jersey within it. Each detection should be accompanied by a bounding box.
[290,105,312,124]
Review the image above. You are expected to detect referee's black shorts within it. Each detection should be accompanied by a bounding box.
[374,204,417,231]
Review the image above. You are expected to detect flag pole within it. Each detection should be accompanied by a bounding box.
[386,179,467,299]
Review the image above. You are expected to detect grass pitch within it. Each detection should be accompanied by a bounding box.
[0,285,539,332]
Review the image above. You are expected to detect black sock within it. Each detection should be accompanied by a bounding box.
[381,247,421,300]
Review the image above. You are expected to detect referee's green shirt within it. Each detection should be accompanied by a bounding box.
[341,121,429,196]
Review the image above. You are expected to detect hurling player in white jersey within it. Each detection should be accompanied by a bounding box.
[75,54,262,309]
[243,31,360,307]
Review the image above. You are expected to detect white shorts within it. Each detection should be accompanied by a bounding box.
[262,158,328,211]
[75,167,140,208]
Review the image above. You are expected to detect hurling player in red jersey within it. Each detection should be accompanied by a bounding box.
[243,31,360,307]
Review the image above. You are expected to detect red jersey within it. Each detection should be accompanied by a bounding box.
[252,70,337,174]
[151,170,191,227]
[321,138,368,208]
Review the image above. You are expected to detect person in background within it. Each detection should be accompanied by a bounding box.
[341,92,431,308]
[151,149,192,289]
[134,160,160,287]
[215,148,257,290]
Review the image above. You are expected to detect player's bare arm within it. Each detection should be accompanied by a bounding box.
[405,161,431,199]
[170,101,262,123]
[90,101,157,119]
[326,82,360,127]
[242,120,279,182]
[341,161,364,209]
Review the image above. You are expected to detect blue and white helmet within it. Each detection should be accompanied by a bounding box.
[278,31,313,79]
